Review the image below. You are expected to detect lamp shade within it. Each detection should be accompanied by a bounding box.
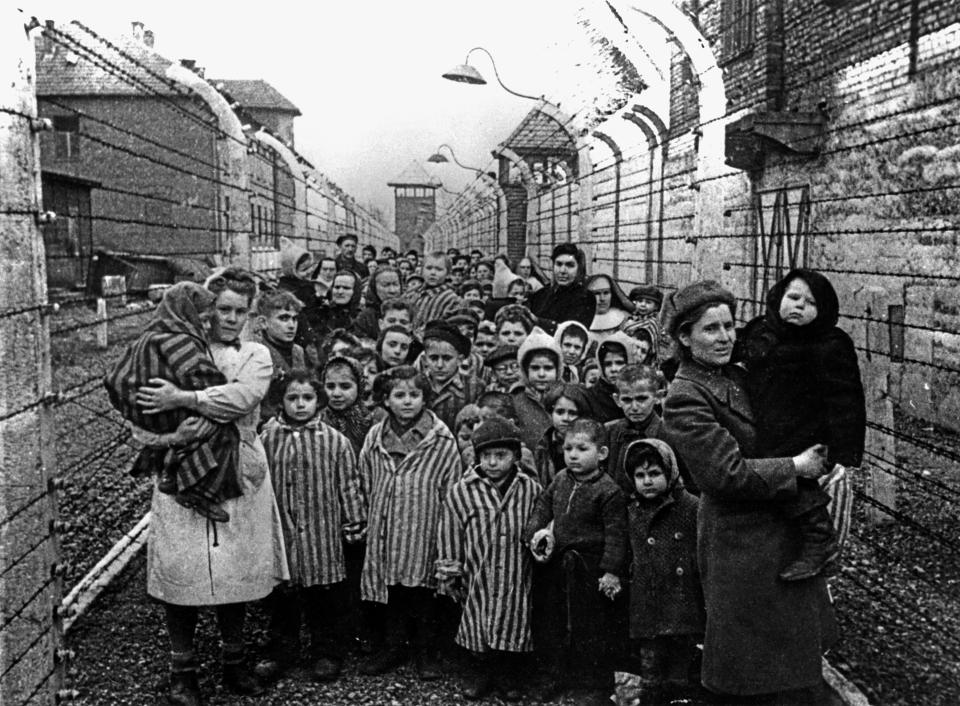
[441,63,487,85]
[427,153,449,163]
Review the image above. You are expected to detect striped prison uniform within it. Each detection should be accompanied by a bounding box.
[428,372,484,435]
[261,416,366,586]
[104,329,239,499]
[412,284,462,336]
[360,410,463,604]
[436,467,542,653]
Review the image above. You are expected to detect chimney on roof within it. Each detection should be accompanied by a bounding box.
[143,29,155,47]
[131,21,144,42]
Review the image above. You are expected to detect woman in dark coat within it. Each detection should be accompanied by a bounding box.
[660,280,837,703]
[527,243,596,334]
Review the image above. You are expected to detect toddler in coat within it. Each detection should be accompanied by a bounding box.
[436,415,542,701]
[524,418,628,706]
[358,366,463,680]
[736,268,865,580]
[255,370,366,682]
[622,438,704,704]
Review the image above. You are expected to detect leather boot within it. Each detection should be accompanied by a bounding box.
[222,644,264,696]
[167,652,202,706]
[779,505,839,581]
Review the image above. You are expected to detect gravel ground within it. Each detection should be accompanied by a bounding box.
[49,299,960,705]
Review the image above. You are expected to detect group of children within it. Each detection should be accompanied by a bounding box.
[117,242,864,705]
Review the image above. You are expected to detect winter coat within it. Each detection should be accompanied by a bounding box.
[523,467,627,576]
[261,416,366,587]
[662,358,837,695]
[533,427,566,488]
[621,439,703,640]
[735,268,865,467]
[428,371,484,435]
[436,466,541,653]
[528,281,596,335]
[359,410,463,603]
[259,335,306,426]
[587,330,639,423]
[335,253,369,279]
[278,243,323,367]
[554,320,590,382]
[513,328,563,451]
[413,284,462,336]
[145,341,289,605]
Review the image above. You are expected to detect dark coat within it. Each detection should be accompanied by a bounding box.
[621,439,703,640]
[735,268,865,467]
[662,359,837,695]
[604,413,664,494]
[587,376,625,424]
[528,282,596,335]
[512,388,552,454]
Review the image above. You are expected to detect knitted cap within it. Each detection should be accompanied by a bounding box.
[660,280,736,337]
[628,285,663,307]
[471,414,522,454]
[423,319,471,356]
[484,343,519,367]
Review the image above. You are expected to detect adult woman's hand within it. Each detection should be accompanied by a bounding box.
[136,378,196,414]
[792,444,829,479]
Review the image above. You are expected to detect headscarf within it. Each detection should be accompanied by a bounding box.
[764,268,840,339]
[492,258,518,298]
[146,282,215,343]
[622,438,682,499]
[585,273,635,315]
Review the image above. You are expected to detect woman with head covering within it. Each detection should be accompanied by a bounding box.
[585,273,635,344]
[660,280,837,703]
[354,266,402,341]
[316,270,362,340]
[516,255,545,293]
[130,268,289,704]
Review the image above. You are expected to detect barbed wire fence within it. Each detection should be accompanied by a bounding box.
[1,10,399,703]
[425,5,960,704]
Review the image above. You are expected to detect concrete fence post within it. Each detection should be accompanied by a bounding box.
[1,12,65,704]
[852,286,897,524]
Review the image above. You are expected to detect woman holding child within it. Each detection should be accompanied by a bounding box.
[661,280,838,704]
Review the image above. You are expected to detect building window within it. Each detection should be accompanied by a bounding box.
[721,0,755,61]
[53,115,80,160]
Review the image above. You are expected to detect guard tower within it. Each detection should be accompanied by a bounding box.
[388,161,439,254]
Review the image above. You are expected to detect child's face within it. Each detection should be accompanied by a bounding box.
[779,278,818,327]
[633,461,669,500]
[476,263,493,282]
[462,288,483,302]
[379,308,412,331]
[507,283,526,304]
[615,381,661,424]
[478,405,500,422]
[473,331,497,358]
[526,354,558,393]
[560,334,585,366]
[479,446,518,481]
[380,331,412,367]
[563,432,607,475]
[422,257,448,287]
[425,339,462,384]
[330,340,352,358]
[384,379,425,422]
[634,298,659,316]
[450,270,465,286]
[324,368,359,411]
[283,381,319,423]
[551,396,580,437]
[456,324,476,340]
[405,279,424,295]
[492,359,521,388]
[498,322,528,347]
[601,350,628,383]
[362,360,378,392]
[262,307,298,343]
[584,367,600,388]
[634,338,651,363]
[318,260,337,282]
[457,419,478,450]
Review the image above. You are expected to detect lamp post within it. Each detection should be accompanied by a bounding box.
[441,46,541,101]
[427,145,502,252]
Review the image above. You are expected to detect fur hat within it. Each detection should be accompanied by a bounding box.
[471,414,522,454]
[423,319,471,356]
[660,280,736,337]
[628,285,663,307]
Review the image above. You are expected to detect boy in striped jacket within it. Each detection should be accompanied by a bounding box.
[254,369,366,683]
[437,415,541,701]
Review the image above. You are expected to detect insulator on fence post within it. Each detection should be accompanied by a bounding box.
[55,648,76,663]
[30,117,53,132]
[35,210,57,224]
[50,562,69,578]
[54,603,77,620]
[55,689,80,702]
[48,477,66,492]
[50,520,72,534]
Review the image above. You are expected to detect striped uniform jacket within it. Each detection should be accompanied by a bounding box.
[104,330,239,498]
[360,410,462,604]
[429,372,484,434]
[261,416,366,587]
[413,284,462,336]
[436,467,542,653]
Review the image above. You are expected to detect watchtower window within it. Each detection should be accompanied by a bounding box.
[721,0,755,61]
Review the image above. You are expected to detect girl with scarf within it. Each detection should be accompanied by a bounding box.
[735,269,865,581]
[104,281,239,523]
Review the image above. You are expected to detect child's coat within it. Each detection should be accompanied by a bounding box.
[622,439,703,639]
[360,410,462,603]
[261,416,366,586]
[436,467,542,652]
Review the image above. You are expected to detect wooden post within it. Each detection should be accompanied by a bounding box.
[853,286,897,524]
[96,298,108,349]
[0,12,64,704]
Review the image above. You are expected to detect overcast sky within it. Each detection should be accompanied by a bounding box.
[26,1,657,224]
